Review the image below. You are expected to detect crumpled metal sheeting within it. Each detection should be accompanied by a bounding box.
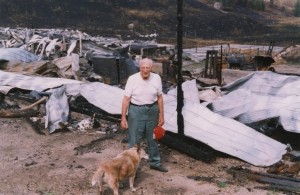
[213,89,300,132]
[0,70,82,94]
[0,85,14,94]
[51,53,82,80]
[0,60,49,75]
[46,82,124,132]
[222,71,300,97]
[0,48,39,63]
[210,71,300,133]
[0,71,287,165]
[163,91,287,167]
[65,82,124,115]
[0,70,122,132]
[164,79,287,166]
[221,72,255,94]
[0,70,82,133]
[167,79,200,104]
[210,89,277,119]
[45,86,69,133]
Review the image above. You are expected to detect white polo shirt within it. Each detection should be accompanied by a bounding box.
[124,72,162,105]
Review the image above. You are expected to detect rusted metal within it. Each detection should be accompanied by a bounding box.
[225,42,276,71]
[253,55,275,70]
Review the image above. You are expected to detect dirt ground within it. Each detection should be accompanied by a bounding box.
[1,65,300,195]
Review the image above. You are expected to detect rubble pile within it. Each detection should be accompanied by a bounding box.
[0,27,300,183]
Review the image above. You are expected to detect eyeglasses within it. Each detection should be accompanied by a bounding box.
[140,66,151,71]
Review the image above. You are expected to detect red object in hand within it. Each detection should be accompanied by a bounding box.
[153,126,166,140]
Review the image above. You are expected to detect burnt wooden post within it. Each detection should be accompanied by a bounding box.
[159,0,217,163]
[218,45,223,85]
[177,0,184,135]
[204,50,218,79]
[116,57,120,85]
[204,52,209,78]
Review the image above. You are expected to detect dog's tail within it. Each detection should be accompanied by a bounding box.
[91,168,105,186]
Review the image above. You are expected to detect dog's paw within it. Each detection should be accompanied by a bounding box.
[131,187,137,192]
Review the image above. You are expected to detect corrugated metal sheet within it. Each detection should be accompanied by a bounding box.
[0,48,39,63]
[0,70,82,94]
[164,79,286,166]
[0,71,287,166]
[211,71,300,133]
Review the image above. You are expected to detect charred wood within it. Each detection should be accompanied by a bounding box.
[0,94,46,118]
[257,176,300,190]
[20,96,47,111]
[0,109,38,118]
[228,166,300,194]
[255,184,300,194]
[159,131,216,163]
[256,171,300,183]
[70,96,120,123]
[7,91,41,103]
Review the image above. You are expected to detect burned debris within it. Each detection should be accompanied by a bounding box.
[0,27,300,181]
[224,41,276,71]
[228,165,300,194]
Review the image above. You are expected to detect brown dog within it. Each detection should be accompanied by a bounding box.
[91,146,149,195]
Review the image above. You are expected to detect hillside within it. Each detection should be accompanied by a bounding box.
[0,0,300,46]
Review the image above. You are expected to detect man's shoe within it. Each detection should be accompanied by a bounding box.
[150,165,168,172]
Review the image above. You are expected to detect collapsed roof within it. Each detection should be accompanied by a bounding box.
[0,27,295,167]
[0,69,287,167]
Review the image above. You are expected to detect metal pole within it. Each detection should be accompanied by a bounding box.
[177,0,184,136]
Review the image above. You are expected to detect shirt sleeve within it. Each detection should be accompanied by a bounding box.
[157,75,163,96]
[124,76,133,97]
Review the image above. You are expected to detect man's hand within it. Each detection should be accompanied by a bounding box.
[157,94,164,127]
[121,95,130,130]
[158,114,164,127]
[120,118,128,130]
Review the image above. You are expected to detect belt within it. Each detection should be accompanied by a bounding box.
[130,101,157,107]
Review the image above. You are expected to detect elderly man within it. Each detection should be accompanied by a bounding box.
[121,58,168,172]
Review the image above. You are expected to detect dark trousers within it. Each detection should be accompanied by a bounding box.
[128,104,161,167]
